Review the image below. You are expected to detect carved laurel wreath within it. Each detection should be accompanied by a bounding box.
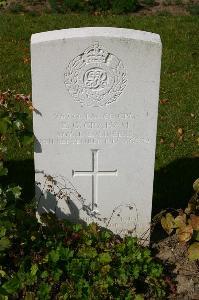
[64,42,127,107]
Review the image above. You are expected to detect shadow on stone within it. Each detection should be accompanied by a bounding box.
[36,184,86,226]
[34,136,42,153]
[3,157,199,235]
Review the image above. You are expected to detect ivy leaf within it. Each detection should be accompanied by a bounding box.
[0,237,11,251]
[0,227,6,238]
[161,213,175,234]
[101,264,111,275]
[24,292,35,300]
[88,222,98,235]
[189,214,199,231]
[78,246,97,259]
[21,133,34,146]
[37,283,51,300]
[176,225,193,242]
[59,247,74,260]
[52,268,63,281]
[73,224,82,232]
[7,186,22,199]
[185,202,194,214]
[135,295,144,300]
[0,144,7,154]
[49,249,60,263]
[98,253,112,264]
[0,161,8,176]
[2,277,20,294]
[13,119,24,131]
[188,242,199,260]
[0,117,11,134]
[0,270,6,278]
[174,214,186,228]
[30,264,38,276]
[0,295,8,300]
[101,230,112,240]
[193,178,199,192]
[193,231,199,241]
[41,271,48,279]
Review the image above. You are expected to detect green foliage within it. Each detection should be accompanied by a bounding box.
[141,0,155,6]
[8,2,25,13]
[0,209,167,299]
[0,90,33,176]
[112,0,138,13]
[187,4,199,16]
[188,242,199,260]
[193,178,199,193]
[0,0,7,8]
[160,180,199,260]
[47,0,138,13]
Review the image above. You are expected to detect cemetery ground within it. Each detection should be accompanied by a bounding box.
[1,0,199,16]
[0,14,199,299]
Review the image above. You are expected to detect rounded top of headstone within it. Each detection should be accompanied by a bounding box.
[31,27,161,46]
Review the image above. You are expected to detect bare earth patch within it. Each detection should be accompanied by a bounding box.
[154,235,199,299]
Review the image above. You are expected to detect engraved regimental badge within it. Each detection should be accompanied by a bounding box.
[64,42,127,107]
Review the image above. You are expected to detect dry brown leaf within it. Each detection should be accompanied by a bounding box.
[161,213,175,235]
[177,128,184,136]
[192,152,199,158]
[159,99,169,104]
[170,142,175,148]
[193,178,199,192]
[188,242,199,260]
[176,225,193,242]
[29,105,35,112]
[160,138,165,144]
[23,56,30,64]
[189,214,199,231]
[174,214,186,228]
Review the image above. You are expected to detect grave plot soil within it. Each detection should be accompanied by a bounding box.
[135,0,199,16]
[153,235,199,299]
[1,0,198,15]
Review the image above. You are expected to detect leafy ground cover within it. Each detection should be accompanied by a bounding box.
[0,188,167,299]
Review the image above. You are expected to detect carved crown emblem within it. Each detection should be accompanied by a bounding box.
[83,42,109,64]
[64,42,127,107]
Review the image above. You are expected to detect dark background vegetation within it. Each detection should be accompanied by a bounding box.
[1,0,199,15]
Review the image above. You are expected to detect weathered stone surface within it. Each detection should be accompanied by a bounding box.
[31,27,162,239]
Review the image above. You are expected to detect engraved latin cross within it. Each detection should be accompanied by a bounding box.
[72,149,117,212]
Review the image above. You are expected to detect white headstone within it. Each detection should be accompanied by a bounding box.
[31,27,162,240]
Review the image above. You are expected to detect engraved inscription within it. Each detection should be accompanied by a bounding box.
[39,111,151,146]
[64,42,127,107]
[72,149,117,212]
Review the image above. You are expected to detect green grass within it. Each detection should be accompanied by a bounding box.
[0,14,198,211]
